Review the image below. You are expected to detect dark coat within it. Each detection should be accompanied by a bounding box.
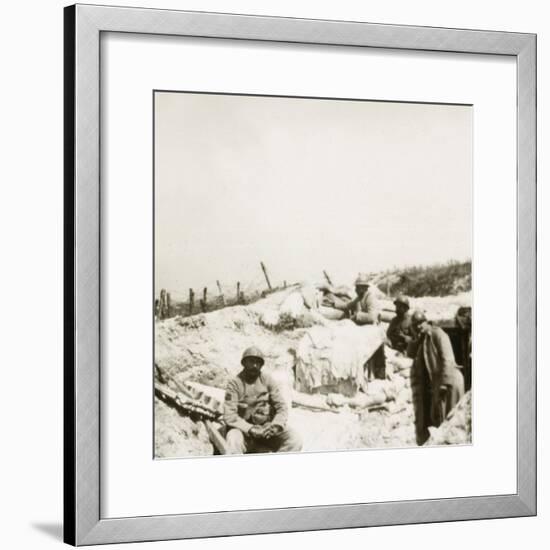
[408,325,465,445]
[386,312,413,353]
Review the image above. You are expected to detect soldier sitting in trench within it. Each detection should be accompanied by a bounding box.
[224,346,302,455]
[336,273,386,380]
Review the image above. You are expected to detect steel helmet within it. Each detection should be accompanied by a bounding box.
[411,310,427,326]
[394,295,410,308]
[354,273,371,287]
[241,346,265,366]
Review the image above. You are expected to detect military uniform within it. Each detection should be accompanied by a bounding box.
[386,312,413,353]
[341,288,380,325]
[224,371,302,454]
[407,324,465,445]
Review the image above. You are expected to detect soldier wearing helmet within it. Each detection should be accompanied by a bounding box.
[223,346,302,455]
[407,310,465,445]
[335,273,386,379]
[386,294,413,353]
[336,273,381,326]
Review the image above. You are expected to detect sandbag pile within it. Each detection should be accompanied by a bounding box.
[155,290,304,391]
[258,284,329,330]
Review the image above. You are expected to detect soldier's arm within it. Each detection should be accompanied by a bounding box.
[386,318,398,345]
[434,328,457,385]
[223,379,254,434]
[265,375,288,429]
[354,293,379,325]
[334,297,357,314]
[388,320,413,349]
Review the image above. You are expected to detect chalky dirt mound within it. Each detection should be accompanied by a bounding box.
[154,397,213,458]
[155,287,304,392]
[426,391,472,446]
[155,286,471,458]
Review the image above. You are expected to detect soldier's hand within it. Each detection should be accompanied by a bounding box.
[248,426,264,439]
[260,423,283,439]
[266,424,283,439]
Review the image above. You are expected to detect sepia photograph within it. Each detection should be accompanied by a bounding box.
[153,90,473,459]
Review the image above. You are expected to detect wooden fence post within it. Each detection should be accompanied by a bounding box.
[189,289,194,315]
[154,299,160,320]
[159,289,167,320]
[216,280,225,306]
[236,282,241,304]
[200,287,208,312]
[323,270,333,286]
[166,292,171,318]
[260,261,272,291]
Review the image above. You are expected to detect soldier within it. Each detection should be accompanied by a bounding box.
[224,346,302,455]
[336,274,385,380]
[386,295,413,353]
[455,306,472,392]
[338,273,381,325]
[407,311,465,445]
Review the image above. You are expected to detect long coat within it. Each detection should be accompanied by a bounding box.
[408,325,465,445]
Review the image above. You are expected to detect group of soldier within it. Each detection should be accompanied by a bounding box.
[223,274,467,454]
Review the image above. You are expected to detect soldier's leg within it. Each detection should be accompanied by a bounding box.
[412,376,432,445]
[225,429,248,455]
[444,368,465,417]
[268,426,303,453]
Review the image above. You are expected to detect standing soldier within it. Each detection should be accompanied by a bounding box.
[455,306,472,392]
[408,311,465,445]
[224,346,302,455]
[386,295,413,353]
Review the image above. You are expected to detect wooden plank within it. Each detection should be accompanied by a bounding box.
[204,420,228,455]
[216,280,226,306]
[260,261,272,290]
[188,288,194,315]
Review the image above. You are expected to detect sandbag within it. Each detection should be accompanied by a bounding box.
[319,306,345,320]
[386,348,413,372]
[279,292,306,318]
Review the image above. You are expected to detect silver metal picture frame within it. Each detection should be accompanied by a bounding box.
[64,3,536,546]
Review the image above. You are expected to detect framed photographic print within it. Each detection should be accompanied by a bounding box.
[64,3,536,546]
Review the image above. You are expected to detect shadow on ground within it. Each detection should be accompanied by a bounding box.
[31,522,63,541]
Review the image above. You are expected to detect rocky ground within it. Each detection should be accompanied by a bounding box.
[154,285,471,458]
[154,397,213,458]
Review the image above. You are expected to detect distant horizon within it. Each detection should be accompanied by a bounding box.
[158,256,472,303]
[155,92,472,300]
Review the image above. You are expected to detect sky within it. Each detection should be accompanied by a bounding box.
[154,91,472,299]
